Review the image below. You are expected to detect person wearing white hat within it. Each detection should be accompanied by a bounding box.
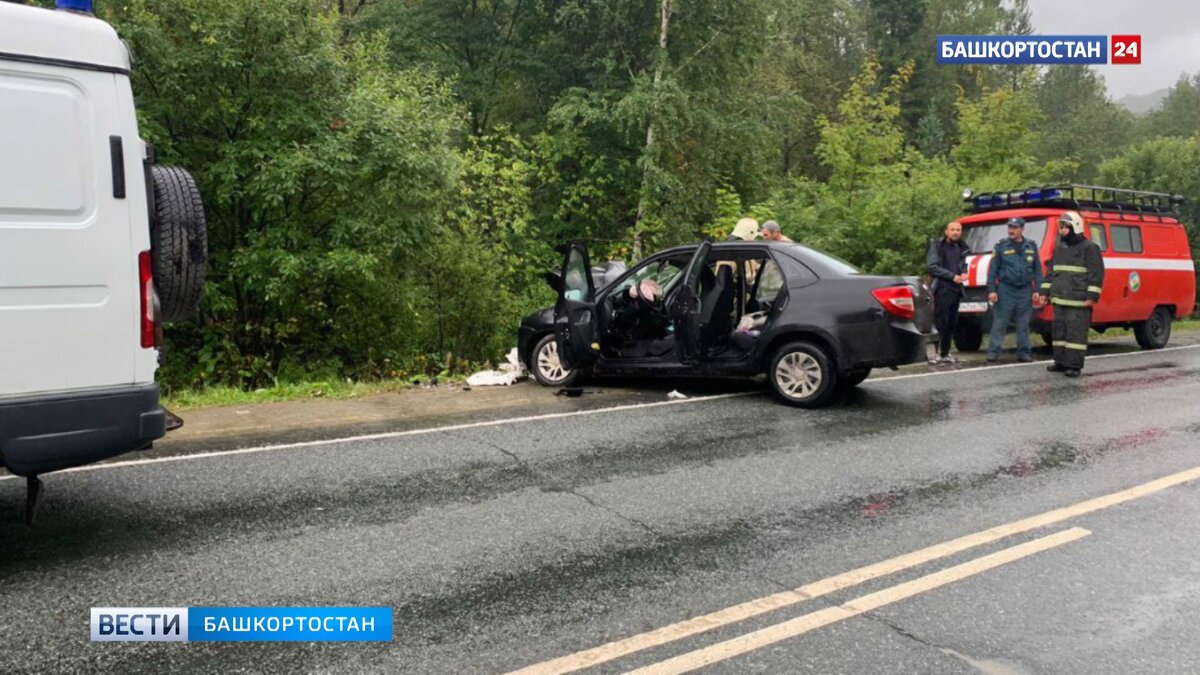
[1043,211,1104,377]
[728,217,760,241]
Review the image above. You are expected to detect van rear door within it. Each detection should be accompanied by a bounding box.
[0,65,140,396]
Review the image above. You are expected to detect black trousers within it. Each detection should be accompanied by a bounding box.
[933,285,962,357]
[1052,304,1092,370]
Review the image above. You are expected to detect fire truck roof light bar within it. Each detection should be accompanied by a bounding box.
[964,184,1185,218]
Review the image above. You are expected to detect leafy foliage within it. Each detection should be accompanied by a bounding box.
[63,0,1197,391]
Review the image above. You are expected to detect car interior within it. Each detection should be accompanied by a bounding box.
[599,251,785,362]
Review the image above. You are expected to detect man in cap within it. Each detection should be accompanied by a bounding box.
[926,221,970,364]
[760,220,793,242]
[1042,211,1104,377]
[985,217,1044,363]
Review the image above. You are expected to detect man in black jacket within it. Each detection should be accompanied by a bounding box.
[926,221,970,364]
[1042,211,1104,377]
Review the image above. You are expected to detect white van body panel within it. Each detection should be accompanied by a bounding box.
[0,3,130,72]
[0,4,154,397]
[0,3,171,478]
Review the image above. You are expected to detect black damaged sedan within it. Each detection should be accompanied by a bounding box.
[518,241,934,407]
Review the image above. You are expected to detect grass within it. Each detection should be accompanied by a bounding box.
[162,379,419,411]
[980,317,1200,349]
[1089,318,1200,340]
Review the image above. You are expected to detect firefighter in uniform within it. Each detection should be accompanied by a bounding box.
[1042,211,1104,377]
[986,217,1044,363]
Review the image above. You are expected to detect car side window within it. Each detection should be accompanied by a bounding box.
[563,248,590,301]
[1110,225,1143,254]
[612,257,687,299]
[756,260,785,303]
[1090,224,1108,252]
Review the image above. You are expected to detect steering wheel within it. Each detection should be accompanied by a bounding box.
[630,278,664,310]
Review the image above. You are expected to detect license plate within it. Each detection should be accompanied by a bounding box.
[959,301,989,313]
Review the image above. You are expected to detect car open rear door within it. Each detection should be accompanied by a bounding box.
[668,241,712,365]
[553,243,599,369]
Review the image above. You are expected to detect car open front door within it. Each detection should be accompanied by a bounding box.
[553,243,600,369]
[668,241,712,365]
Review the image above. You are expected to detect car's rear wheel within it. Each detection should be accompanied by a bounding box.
[769,341,838,408]
[1134,306,1172,350]
[954,320,983,352]
[531,334,580,387]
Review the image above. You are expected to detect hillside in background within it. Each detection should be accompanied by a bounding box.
[1118,88,1170,115]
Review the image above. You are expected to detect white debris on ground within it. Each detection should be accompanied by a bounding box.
[466,348,528,387]
[666,390,688,399]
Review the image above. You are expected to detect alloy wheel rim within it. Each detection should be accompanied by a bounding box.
[537,341,567,382]
[776,351,822,399]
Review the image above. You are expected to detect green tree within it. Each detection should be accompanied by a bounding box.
[1139,74,1200,141]
[109,0,460,387]
[1097,136,1200,268]
[1032,66,1134,181]
[816,58,912,204]
[951,84,1042,189]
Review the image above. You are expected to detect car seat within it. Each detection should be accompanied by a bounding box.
[700,266,735,349]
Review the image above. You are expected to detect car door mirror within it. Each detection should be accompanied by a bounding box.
[543,271,562,293]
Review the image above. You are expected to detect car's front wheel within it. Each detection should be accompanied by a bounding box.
[769,341,838,408]
[531,334,580,387]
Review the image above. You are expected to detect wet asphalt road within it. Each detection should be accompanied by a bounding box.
[3,346,1200,673]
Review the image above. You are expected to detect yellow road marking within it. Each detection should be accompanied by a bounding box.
[510,465,1200,675]
[628,528,1091,675]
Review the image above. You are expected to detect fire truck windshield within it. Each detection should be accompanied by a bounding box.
[962,219,1048,253]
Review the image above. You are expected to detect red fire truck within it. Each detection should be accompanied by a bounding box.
[953,185,1195,350]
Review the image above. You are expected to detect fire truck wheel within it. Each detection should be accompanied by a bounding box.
[1134,306,1172,350]
[954,321,983,352]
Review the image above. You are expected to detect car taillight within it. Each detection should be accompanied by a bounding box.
[139,250,157,348]
[872,285,915,320]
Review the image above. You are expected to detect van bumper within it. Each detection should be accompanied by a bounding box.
[0,383,165,477]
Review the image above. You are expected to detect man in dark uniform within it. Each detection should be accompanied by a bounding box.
[926,221,970,364]
[986,217,1044,363]
[1042,211,1104,377]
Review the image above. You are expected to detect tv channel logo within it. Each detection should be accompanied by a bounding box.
[91,608,188,642]
[90,607,392,642]
[937,35,1142,65]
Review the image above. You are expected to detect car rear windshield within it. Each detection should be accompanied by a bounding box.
[962,219,1048,253]
[788,246,861,275]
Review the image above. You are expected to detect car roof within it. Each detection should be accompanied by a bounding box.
[649,241,861,277]
[655,241,810,255]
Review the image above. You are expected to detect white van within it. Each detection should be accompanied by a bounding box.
[0,1,206,516]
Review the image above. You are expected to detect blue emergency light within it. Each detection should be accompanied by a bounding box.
[56,0,94,13]
[966,184,1178,216]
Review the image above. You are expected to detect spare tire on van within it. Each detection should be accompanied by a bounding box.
[149,165,207,322]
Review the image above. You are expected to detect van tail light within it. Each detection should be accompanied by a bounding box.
[872,285,915,320]
[138,250,158,348]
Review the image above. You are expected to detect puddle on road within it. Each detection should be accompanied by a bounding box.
[857,425,1172,520]
[941,648,1032,675]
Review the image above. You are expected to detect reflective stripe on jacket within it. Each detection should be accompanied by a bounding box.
[1044,239,1104,304]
